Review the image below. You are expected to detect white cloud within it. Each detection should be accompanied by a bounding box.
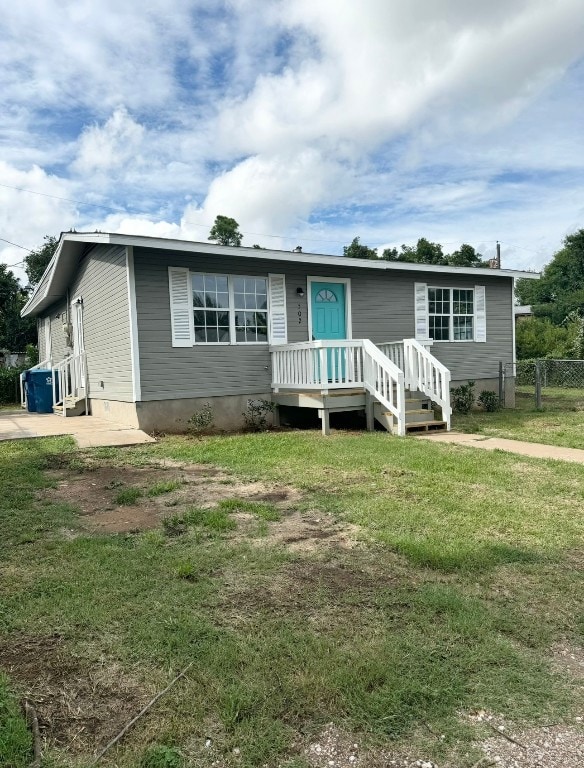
[186,149,350,240]
[71,107,145,175]
[1,0,583,279]
[0,162,77,282]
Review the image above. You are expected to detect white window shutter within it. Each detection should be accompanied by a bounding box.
[474,285,486,342]
[414,283,429,339]
[268,274,287,345]
[168,267,193,347]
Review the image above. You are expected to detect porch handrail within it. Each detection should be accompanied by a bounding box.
[377,341,404,371]
[271,339,406,435]
[403,338,451,429]
[20,358,52,408]
[362,339,406,436]
[53,352,88,417]
[271,339,365,391]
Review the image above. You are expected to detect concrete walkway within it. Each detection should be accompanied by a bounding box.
[418,430,584,464]
[0,410,155,448]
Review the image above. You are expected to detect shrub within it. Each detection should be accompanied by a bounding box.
[242,399,274,431]
[186,402,214,436]
[451,380,475,414]
[25,344,39,367]
[0,366,25,405]
[477,390,500,412]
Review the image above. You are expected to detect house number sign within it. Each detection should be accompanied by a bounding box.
[297,304,302,324]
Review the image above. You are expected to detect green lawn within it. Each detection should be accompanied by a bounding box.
[454,386,584,449]
[0,432,583,767]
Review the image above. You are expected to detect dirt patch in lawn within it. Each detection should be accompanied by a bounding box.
[42,463,303,534]
[234,508,362,553]
[552,642,584,680]
[0,633,145,755]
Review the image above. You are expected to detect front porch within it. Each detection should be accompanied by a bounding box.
[271,338,452,436]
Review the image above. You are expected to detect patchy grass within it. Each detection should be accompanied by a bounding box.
[0,433,582,767]
[218,497,282,521]
[115,486,143,505]
[0,673,32,768]
[146,480,182,497]
[455,386,584,449]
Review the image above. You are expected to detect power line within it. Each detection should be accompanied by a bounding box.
[0,236,33,252]
[0,182,541,254]
[0,181,503,248]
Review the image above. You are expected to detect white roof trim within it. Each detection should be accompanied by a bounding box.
[22,231,540,317]
[61,232,542,277]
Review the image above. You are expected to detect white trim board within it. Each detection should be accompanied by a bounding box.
[307,276,352,341]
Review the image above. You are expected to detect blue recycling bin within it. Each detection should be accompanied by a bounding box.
[26,369,57,414]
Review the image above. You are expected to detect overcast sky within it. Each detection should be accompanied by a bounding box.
[2,0,584,281]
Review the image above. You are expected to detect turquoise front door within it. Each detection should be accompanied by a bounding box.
[310,281,347,381]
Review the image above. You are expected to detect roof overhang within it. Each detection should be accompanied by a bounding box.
[21,231,541,317]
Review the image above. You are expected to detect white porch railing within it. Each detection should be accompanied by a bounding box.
[20,358,52,408]
[403,338,451,429]
[362,339,406,436]
[271,339,406,435]
[377,341,404,371]
[53,352,88,417]
[271,339,365,391]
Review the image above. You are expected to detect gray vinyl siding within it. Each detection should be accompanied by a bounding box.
[414,274,514,381]
[135,248,272,400]
[69,244,133,401]
[39,299,68,365]
[133,247,514,398]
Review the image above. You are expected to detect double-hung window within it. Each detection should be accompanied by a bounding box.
[428,287,474,341]
[192,273,268,344]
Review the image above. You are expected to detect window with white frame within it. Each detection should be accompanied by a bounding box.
[428,287,474,341]
[192,273,268,344]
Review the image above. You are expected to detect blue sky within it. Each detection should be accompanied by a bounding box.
[2,0,584,281]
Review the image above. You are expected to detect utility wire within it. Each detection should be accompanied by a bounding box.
[0,181,513,249]
[0,236,33,252]
[1,182,542,255]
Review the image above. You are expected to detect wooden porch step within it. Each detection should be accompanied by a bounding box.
[53,396,87,417]
[405,420,448,433]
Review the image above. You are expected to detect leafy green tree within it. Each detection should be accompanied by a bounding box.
[0,265,36,350]
[515,229,584,324]
[24,235,58,287]
[446,243,487,267]
[343,237,378,259]
[515,317,571,359]
[380,246,399,260]
[406,238,446,265]
[208,215,243,247]
[380,238,447,265]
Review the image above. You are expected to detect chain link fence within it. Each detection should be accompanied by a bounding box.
[513,359,584,410]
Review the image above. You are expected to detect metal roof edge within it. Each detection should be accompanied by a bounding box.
[20,230,541,317]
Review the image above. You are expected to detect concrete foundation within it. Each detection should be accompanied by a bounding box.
[89,398,140,428]
[135,393,275,433]
[451,376,515,408]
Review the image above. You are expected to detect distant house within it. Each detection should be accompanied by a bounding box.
[514,305,533,321]
[21,232,539,434]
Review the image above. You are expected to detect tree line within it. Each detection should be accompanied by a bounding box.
[343,236,489,267]
[0,236,58,352]
[515,229,584,359]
